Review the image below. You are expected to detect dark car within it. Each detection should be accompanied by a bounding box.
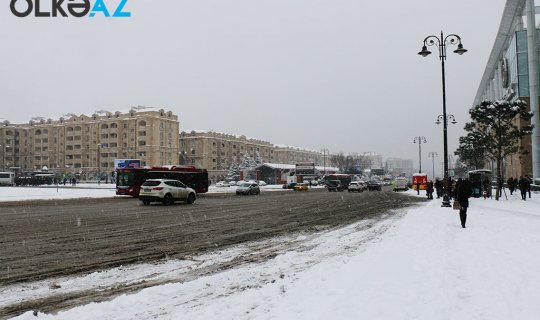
[326,180,345,192]
[367,180,382,191]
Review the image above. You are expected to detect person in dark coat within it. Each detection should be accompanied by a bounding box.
[455,178,472,228]
[518,176,528,200]
[426,181,434,199]
[447,177,454,200]
[507,177,515,195]
[483,177,491,198]
[435,179,443,199]
[526,175,533,198]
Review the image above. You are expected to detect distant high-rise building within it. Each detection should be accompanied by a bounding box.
[385,158,414,177]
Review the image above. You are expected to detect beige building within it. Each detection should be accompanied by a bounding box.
[179,131,323,181]
[179,131,275,181]
[0,107,179,179]
[273,146,323,166]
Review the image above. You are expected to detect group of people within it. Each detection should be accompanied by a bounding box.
[423,178,452,200]
[420,174,535,229]
[507,176,533,200]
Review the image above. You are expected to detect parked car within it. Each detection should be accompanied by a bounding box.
[139,179,196,205]
[236,182,260,195]
[326,180,345,192]
[348,181,366,192]
[215,181,230,187]
[293,182,309,191]
[367,180,382,191]
[258,180,267,186]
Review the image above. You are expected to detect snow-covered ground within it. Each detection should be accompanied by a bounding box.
[6,189,540,319]
[0,184,315,202]
[0,185,117,202]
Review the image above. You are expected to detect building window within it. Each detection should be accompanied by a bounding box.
[101,124,109,129]
[139,120,146,126]
[138,140,146,146]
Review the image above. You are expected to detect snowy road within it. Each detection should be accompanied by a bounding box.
[8,191,540,320]
[0,188,423,318]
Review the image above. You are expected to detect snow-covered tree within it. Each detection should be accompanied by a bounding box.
[457,100,533,200]
[239,153,256,170]
[239,153,258,180]
[255,151,263,166]
[226,161,240,182]
[454,122,488,170]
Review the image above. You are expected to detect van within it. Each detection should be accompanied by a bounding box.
[0,172,15,186]
[393,177,408,192]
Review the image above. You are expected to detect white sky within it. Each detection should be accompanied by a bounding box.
[0,0,507,171]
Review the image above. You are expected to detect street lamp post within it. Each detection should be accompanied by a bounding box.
[428,152,438,180]
[419,31,467,207]
[0,145,5,171]
[321,148,329,176]
[97,143,101,185]
[413,136,427,173]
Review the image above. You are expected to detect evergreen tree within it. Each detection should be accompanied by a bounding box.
[226,161,240,182]
[239,153,257,180]
[239,153,254,170]
[454,122,488,170]
[255,151,263,166]
[458,100,533,200]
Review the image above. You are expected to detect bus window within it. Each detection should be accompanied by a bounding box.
[117,172,134,187]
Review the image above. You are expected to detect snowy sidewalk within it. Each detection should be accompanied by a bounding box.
[11,191,540,320]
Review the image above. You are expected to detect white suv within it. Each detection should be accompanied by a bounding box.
[139,179,196,205]
[348,181,366,192]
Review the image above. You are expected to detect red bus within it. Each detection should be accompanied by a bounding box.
[116,165,209,196]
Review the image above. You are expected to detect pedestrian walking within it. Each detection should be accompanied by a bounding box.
[507,177,515,195]
[526,175,533,198]
[416,181,420,195]
[447,178,454,200]
[435,178,443,199]
[426,181,434,199]
[518,176,529,200]
[483,177,491,198]
[455,178,472,228]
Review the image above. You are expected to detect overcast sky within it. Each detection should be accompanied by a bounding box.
[0,0,507,172]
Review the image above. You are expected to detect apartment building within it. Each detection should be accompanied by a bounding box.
[179,131,323,181]
[0,107,179,179]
